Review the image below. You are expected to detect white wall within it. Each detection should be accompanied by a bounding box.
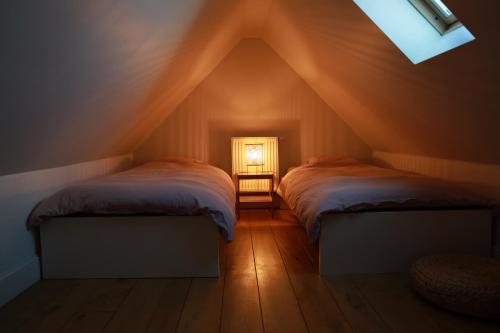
[373,151,500,258]
[0,155,131,306]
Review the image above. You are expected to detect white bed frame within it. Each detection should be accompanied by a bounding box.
[40,216,220,279]
[319,209,492,276]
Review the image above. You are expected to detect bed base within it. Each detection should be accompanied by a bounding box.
[40,216,220,279]
[319,210,492,276]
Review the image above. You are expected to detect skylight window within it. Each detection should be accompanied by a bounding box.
[408,0,461,35]
[353,0,475,64]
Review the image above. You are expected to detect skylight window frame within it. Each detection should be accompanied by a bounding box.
[429,0,453,18]
[353,0,475,64]
[408,0,462,35]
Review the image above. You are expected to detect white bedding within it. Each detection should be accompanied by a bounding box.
[28,159,237,240]
[278,157,490,241]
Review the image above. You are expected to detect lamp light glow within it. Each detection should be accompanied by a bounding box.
[245,144,264,166]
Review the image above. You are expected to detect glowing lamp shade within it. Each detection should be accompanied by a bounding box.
[245,144,264,166]
[231,137,279,191]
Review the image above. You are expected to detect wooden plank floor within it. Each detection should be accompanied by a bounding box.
[1,210,499,333]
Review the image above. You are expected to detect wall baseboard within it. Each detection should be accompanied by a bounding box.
[0,154,132,308]
[0,257,40,307]
[372,151,500,193]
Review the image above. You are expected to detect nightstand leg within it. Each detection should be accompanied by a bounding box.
[270,177,274,219]
[236,178,240,220]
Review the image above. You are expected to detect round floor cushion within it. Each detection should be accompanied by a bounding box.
[411,255,500,320]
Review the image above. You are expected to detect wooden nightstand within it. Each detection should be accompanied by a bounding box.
[234,172,275,219]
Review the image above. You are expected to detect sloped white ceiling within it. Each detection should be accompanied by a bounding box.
[263,0,500,164]
[0,0,247,175]
[2,0,499,175]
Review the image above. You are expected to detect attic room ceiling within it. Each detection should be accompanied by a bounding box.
[263,0,500,164]
[1,0,499,176]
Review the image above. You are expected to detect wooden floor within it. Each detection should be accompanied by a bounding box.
[1,210,499,333]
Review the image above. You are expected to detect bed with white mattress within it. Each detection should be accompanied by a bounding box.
[277,157,493,275]
[28,158,236,278]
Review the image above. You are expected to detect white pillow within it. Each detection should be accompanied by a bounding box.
[306,156,358,167]
[156,156,205,164]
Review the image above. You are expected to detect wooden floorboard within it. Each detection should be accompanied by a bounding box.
[59,279,135,333]
[59,311,114,333]
[0,279,77,331]
[1,209,499,333]
[351,274,443,333]
[146,279,191,333]
[249,211,309,333]
[101,279,168,333]
[0,280,80,333]
[221,225,263,333]
[272,224,353,333]
[323,276,392,333]
[175,277,225,333]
